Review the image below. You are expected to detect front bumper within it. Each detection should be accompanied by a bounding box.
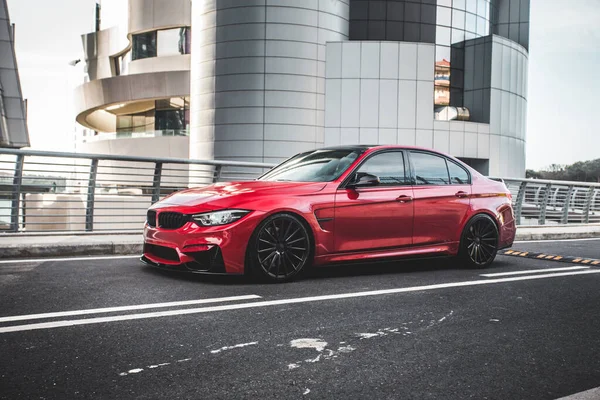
[142,210,266,274]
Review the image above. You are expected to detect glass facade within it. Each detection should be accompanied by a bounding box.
[132,27,191,61]
[434,0,496,106]
[115,97,189,136]
[349,0,438,43]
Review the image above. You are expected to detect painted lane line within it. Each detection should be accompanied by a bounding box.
[0,255,140,264]
[2,269,600,334]
[0,295,262,323]
[480,266,590,277]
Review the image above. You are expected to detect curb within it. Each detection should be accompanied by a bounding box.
[0,242,143,259]
[1,231,599,260]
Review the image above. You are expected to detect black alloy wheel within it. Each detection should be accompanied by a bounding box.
[251,213,312,282]
[460,214,499,268]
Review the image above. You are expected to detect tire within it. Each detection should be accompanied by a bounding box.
[248,213,313,282]
[459,214,499,269]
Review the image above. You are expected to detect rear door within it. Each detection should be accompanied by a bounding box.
[334,151,414,253]
[409,151,472,246]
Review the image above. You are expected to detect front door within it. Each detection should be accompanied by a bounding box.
[334,151,414,253]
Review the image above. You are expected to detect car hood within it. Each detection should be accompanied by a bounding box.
[152,181,327,210]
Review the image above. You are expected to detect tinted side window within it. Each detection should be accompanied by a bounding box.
[447,161,470,184]
[357,152,408,185]
[411,152,450,185]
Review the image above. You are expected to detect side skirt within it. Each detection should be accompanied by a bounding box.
[314,242,459,266]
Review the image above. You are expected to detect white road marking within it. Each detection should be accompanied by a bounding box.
[0,295,262,323]
[515,237,600,244]
[0,255,140,264]
[210,342,258,354]
[290,339,327,352]
[2,269,600,334]
[480,266,589,277]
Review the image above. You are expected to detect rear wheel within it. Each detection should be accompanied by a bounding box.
[459,214,499,268]
[249,213,312,282]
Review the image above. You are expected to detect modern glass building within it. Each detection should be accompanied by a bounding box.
[0,0,29,148]
[74,0,192,159]
[77,0,529,177]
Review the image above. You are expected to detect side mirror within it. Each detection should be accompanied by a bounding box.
[348,172,380,189]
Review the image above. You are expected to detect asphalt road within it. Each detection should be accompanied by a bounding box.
[1,238,599,400]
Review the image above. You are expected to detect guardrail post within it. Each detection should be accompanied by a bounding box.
[213,165,222,183]
[10,155,24,232]
[85,159,98,232]
[560,185,574,224]
[151,162,163,204]
[583,187,595,224]
[514,181,527,226]
[538,183,553,225]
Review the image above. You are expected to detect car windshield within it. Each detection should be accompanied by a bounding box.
[259,149,362,182]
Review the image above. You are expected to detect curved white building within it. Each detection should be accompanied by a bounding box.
[75,0,530,177]
[74,0,192,159]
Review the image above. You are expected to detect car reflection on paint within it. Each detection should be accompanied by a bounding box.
[142,145,516,282]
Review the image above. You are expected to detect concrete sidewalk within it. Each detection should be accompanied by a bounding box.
[1,225,599,259]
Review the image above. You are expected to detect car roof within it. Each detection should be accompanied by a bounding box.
[320,144,449,154]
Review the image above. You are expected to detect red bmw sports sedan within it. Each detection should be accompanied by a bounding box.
[142,146,516,282]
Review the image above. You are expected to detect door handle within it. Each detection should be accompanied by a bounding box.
[455,191,469,198]
[396,195,413,203]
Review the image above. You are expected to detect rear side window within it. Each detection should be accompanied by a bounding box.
[447,160,470,184]
[357,151,408,185]
[411,152,450,185]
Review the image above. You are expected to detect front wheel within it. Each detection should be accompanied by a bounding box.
[248,213,312,282]
[459,214,499,269]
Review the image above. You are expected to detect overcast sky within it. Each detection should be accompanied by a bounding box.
[6,0,600,170]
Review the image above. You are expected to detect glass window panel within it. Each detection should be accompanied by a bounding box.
[158,28,182,57]
[437,6,452,26]
[465,12,477,33]
[435,47,451,106]
[421,4,436,25]
[405,2,420,22]
[454,0,466,11]
[465,31,477,40]
[448,161,470,184]
[357,152,407,186]
[156,109,185,131]
[369,1,387,20]
[436,45,451,62]
[404,22,420,42]
[116,115,132,131]
[386,21,404,41]
[438,0,452,7]
[452,28,466,44]
[368,21,386,40]
[452,9,465,30]
[387,2,404,21]
[182,27,191,54]
[466,0,477,15]
[478,0,488,19]
[350,21,368,40]
[477,17,487,35]
[132,31,156,60]
[421,24,436,43]
[436,26,451,45]
[411,153,450,185]
[350,0,368,20]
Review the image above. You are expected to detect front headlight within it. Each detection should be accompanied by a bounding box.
[191,209,250,227]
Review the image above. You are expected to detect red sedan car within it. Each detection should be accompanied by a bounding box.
[142,146,516,282]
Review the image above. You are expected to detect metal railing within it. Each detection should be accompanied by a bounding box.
[1,148,599,233]
[0,148,272,233]
[502,178,600,226]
